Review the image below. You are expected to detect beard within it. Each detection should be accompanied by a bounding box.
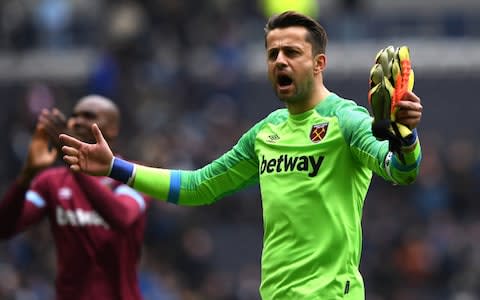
[275,76,314,105]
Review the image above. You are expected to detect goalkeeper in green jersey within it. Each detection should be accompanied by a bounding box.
[60,11,422,300]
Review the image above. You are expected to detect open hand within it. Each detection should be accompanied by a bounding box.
[17,123,58,185]
[60,124,114,176]
[38,108,69,150]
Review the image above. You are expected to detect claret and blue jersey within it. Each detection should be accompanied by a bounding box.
[0,167,150,300]
[132,93,421,299]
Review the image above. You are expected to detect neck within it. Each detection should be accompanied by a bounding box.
[286,85,330,115]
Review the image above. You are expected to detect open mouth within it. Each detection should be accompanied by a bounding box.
[277,75,293,87]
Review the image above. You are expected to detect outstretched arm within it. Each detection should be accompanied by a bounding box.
[61,122,260,205]
[61,125,149,229]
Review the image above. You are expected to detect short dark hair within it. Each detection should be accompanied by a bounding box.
[264,11,328,55]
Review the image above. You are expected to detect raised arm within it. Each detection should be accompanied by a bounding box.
[338,93,422,185]
[0,123,57,238]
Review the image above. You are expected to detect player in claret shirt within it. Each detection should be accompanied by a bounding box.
[0,95,150,300]
[60,11,423,300]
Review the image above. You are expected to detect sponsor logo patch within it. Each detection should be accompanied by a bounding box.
[56,206,110,229]
[260,154,324,177]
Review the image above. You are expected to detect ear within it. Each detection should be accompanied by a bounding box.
[313,53,327,75]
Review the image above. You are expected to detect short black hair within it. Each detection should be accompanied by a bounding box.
[264,11,328,55]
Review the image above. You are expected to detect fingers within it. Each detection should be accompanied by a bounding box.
[395,91,422,129]
[400,90,421,104]
[40,108,66,124]
[32,122,50,142]
[63,154,79,165]
[39,108,65,129]
[61,144,81,171]
[51,108,66,122]
[59,124,104,147]
[63,159,80,172]
[62,145,78,156]
[62,147,80,172]
[395,106,422,124]
[396,93,422,113]
[91,124,106,144]
[396,109,421,129]
[59,133,82,148]
[38,108,68,146]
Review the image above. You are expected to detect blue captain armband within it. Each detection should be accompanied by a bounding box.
[108,157,136,185]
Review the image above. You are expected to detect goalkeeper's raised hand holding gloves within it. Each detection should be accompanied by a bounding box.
[368,46,416,159]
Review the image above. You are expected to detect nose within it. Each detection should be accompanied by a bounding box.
[275,51,288,69]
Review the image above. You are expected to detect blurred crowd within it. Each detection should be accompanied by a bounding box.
[1,0,480,299]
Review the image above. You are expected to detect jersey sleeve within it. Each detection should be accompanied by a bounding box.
[132,121,263,205]
[0,177,49,239]
[73,173,147,230]
[337,100,421,185]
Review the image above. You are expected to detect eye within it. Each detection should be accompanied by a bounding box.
[70,111,97,120]
[284,48,300,57]
[83,112,97,120]
[268,49,279,61]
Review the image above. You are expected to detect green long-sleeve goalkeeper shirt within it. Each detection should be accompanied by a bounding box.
[132,92,421,300]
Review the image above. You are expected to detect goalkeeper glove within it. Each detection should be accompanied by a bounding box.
[368,45,415,159]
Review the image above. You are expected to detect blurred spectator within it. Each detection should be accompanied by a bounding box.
[33,0,74,49]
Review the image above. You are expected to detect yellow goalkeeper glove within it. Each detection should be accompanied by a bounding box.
[368,45,415,156]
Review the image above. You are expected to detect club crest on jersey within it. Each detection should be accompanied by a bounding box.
[58,187,73,200]
[310,122,328,143]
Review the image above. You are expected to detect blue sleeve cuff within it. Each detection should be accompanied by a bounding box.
[402,128,418,147]
[109,157,136,185]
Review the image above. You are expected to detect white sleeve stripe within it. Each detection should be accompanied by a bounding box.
[115,185,146,211]
[26,190,46,208]
[384,152,396,183]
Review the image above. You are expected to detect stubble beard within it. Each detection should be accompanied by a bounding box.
[277,77,314,106]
